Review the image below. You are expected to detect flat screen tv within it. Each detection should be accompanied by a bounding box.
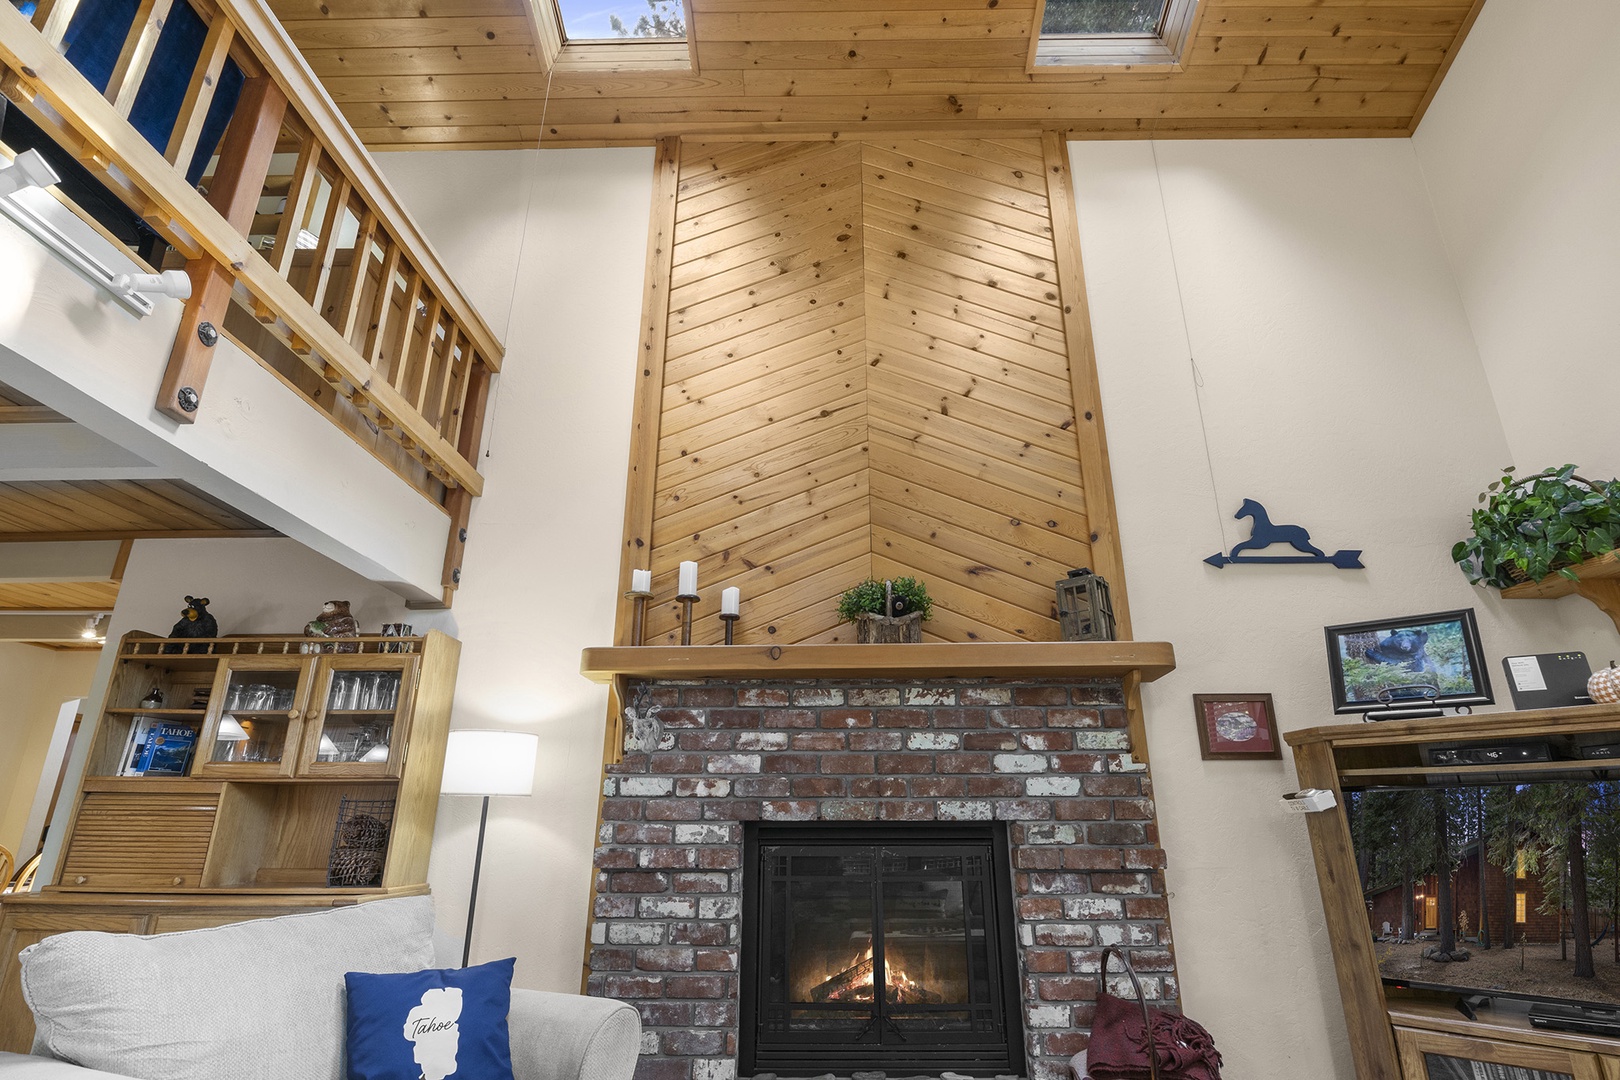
[1345,768,1620,1031]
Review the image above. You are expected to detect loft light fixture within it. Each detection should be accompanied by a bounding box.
[80,613,106,641]
[440,729,540,967]
[0,148,171,318]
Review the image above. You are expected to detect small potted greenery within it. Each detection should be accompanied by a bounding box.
[837,577,932,643]
[1452,465,1620,588]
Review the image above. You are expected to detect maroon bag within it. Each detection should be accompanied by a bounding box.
[1076,947,1223,1080]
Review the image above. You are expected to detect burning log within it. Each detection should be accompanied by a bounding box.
[809,955,875,1002]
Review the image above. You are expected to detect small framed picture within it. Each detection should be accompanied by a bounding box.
[1193,694,1281,760]
[1322,608,1493,715]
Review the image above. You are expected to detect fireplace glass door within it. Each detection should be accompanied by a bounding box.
[742,824,1022,1075]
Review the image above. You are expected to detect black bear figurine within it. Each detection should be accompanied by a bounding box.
[163,596,218,654]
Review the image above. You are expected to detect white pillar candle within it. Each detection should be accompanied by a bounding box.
[721,586,740,616]
[678,561,698,596]
[631,569,652,594]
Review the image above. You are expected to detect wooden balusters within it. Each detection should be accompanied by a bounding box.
[105,0,174,116]
[164,14,234,169]
[158,75,287,424]
[272,134,321,278]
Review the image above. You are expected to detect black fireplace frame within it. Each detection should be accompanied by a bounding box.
[738,821,1026,1078]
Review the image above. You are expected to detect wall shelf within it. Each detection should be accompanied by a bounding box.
[1500,550,1620,634]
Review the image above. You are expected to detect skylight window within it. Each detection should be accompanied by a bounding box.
[555,0,685,42]
[1033,0,1199,68]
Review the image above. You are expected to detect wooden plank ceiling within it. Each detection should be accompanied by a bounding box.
[633,137,1112,645]
[269,0,1483,149]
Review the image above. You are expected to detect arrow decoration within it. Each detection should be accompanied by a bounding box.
[1204,498,1365,571]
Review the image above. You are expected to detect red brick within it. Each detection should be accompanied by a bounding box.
[773,709,820,729]
[876,753,934,774]
[820,709,874,729]
[761,754,816,774]
[1024,948,1070,972]
[1049,708,1103,729]
[1063,848,1124,871]
[1017,896,1063,918]
[1049,754,1107,773]
[1082,775,1143,797]
[967,776,1025,798]
[1021,732,1073,751]
[692,1002,737,1026]
[732,777,791,798]
[650,753,707,774]
[822,800,879,821]
[994,799,1052,820]
[1055,800,1110,821]
[672,872,731,894]
[990,708,1044,728]
[879,800,935,821]
[661,1030,726,1055]
[655,708,705,729]
[963,732,1020,751]
[610,872,670,893]
[1037,976,1099,1001]
[849,777,907,798]
[938,753,993,774]
[1043,1031,1090,1057]
[909,776,966,798]
[792,776,847,797]
[1126,897,1170,920]
[596,895,637,918]
[1091,872,1152,894]
[848,731,903,751]
[604,974,664,998]
[1027,872,1088,894]
[637,947,696,971]
[708,708,763,729]
[1014,686,1069,706]
[667,923,727,946]
[643,847,697,869]
[590,947,634,971]
[1125,848,1168,870]
[634,1001,693,1026]
[702,800,761,820]
[665,974,731,999]
[697,847,741,870]
[1113,798,1156,820]
[633,1057,692,1080]
[790,732,845,752]
[738,688,790,707]
[821,753,876,774]
[762,800,820,820]
[1015,849,1061,870]
[614,824,673,844]
[930,707,991,729]
[609,753,649,774]
[874,708,929,728]
[595,848,638,869]
[1087,822,1148,845]
[682,687,736,707]
[676,733,733,752]
[645,799,703,821]
[695,948,738,971]
[601,799,642,820]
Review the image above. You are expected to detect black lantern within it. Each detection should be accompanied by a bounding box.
[1056,568,1115,642]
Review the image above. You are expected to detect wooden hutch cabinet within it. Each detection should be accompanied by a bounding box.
[0,630,461,1052]
[1288,703,1620,1080]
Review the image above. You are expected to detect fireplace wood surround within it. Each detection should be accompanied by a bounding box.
[581,642,1177,1080]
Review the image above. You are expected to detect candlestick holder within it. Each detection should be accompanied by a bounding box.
[678,593,698,646]
[720,612,739,645]
[625,589,653,646]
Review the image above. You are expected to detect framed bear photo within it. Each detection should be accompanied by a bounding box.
[1323,608,1493,715]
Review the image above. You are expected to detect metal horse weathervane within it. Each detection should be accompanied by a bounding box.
[1205,498,1364,569]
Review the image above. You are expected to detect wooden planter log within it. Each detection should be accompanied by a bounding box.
[853,611,923,644]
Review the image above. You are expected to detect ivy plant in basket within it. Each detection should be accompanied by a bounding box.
[1452,465,1620,588]
[837,577,933,643]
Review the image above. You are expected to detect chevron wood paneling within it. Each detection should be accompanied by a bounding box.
[633,137,1114,646]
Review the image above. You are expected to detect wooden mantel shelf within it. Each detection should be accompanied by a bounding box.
[580,641,1176,684]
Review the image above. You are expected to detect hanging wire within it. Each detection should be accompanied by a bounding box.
[481,64,557,461]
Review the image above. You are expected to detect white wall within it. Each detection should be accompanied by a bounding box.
[1071,138,1616,1079]
[1413,0,1620,479]
[0,643,98,857]
[380,147,653,984]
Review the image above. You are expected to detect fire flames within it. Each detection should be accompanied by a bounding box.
[807,946,942,1005]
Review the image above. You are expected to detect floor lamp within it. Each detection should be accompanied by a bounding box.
[440,729,539,968]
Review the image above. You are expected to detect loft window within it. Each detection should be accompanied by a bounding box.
[1033,0,1200,68]
[554,0,685,42]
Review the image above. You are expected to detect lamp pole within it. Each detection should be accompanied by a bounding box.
[462,794,491,969]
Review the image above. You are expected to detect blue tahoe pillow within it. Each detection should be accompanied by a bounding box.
[345,957,516,1080]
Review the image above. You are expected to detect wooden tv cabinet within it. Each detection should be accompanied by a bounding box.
[1287,704,1620,1080]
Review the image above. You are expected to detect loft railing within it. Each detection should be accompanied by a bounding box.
[0,0,500,601]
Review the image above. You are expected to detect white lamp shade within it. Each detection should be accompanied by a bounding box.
[217,715,250,741]
[440,729,540,796]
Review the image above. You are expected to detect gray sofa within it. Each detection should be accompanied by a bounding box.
[0,896,640,1080]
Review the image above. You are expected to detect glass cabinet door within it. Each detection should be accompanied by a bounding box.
[296,655,417,777]
[194,658,311,778]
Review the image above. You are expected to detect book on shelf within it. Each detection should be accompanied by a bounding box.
[119,717,152,776]
[135,722,199,776]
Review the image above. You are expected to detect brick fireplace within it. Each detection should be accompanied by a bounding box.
[581,649,1178,1080]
